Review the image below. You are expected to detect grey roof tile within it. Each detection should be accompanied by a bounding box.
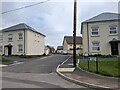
[83,12,120,23]
[64,36,82,44]
[2,23,46,37]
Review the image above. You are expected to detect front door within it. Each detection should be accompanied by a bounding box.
[111,42,118,55]
[8,46,12,55]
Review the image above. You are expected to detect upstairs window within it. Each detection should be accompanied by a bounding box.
[0,35,3,42]
[91,28,99,36]
[18,33,23,40]
[92,42,100,51]
[18,44,23,52]
[8,34,13,42]
[109,26,117,35]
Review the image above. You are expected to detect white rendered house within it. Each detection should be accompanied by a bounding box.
[81,12,120,55]
[0,23,46,55]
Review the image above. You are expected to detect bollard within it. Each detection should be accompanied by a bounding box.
[88,57,89,70]
[96,57,99,73]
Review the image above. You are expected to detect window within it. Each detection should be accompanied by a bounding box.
[18,44,23,52]
[69,48,73,50]
[8,34,13,42]
[0,35,3,39]
[92,42,100,51]
[18,33,23,40]
[0,46,2,52]
[109,26,117,35]
[91,28,99,36]
[0,35,3,43]
[70,44,72,46]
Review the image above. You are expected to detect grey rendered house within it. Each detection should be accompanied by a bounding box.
[81,12,120,55]
[0,23,46,55]
[63,36,83,54]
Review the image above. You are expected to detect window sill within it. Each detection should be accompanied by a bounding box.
[91,50,101,53]
[8,41,13,42]
[17,39,23,41]
[91,35,100,37]
[109,34,118,36]
[17,51,23,53]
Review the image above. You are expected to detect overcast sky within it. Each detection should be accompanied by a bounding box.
[0,0,119,49]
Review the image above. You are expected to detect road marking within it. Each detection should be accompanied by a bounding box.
[67,63,73,66]
[41,57,47,59]
[56,56,111,89]
[61,56,72,65]
[58,68,75,72]
[0,64,8,67]
[9,62,24,66]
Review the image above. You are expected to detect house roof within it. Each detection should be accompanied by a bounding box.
[64,36,82,44]
[82,12,120,23]
[1,23,46,37]
[57,46,63,50]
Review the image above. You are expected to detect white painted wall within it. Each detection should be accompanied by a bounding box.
[2,30,25,55]
[0,32,3,55]
[45,47,50,55]
[26,30,45,55]
[82,21,119,55]
[2,29,45,55]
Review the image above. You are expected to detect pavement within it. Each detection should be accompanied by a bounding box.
[56,56,120,90]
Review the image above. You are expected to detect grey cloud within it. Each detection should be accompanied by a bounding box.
[1,1,119,48]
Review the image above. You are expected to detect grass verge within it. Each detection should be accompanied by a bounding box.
[0,55,12,64]
[79,60,120,78]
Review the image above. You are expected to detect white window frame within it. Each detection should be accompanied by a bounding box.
[8,34,13,42]
[91,27,99,36]
[92,42,100,51]
[18,44,23,52]
[109,26,117,35]
[18,33,23,40]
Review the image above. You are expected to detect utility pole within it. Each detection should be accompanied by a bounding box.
[73,0,77,67]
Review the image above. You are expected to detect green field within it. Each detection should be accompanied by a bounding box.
[79,60,120,77]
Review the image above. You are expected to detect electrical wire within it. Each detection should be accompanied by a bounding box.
[1,0,50,14]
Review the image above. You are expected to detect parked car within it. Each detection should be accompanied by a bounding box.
[62,50,68,55]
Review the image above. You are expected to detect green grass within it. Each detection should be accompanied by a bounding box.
[79,60,120,78]
[77,54,116,59]
[0,55,11,64]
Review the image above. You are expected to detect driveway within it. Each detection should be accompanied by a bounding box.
[2,55,85,89]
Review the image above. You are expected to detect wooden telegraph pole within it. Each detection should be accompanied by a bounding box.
[73,0,77,67]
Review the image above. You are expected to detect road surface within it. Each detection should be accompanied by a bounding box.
[2,55,85,89]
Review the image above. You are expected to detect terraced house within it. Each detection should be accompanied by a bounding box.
[0,23,45,55]
[81,12,120,55]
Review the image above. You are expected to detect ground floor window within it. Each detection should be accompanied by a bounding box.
[18,44,23,52]
[0,46,2,52]
[92,42,100,51]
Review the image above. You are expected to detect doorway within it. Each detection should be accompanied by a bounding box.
[4,44,13,55]
[111,42,118,55]
[8,46,12,55]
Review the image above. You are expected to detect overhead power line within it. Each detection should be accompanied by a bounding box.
[1,0,50,14]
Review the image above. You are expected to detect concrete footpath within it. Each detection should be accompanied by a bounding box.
[56,56,120,90]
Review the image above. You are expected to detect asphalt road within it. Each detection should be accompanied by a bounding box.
[2,55,85,89]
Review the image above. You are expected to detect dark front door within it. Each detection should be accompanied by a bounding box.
[8,46,12,55]
[111,42,118,55]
